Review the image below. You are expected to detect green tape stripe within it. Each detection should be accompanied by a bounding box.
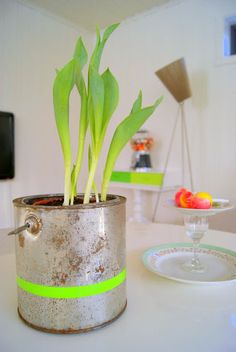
[111,171,131,183]
[131,172,163,186]
[16,268,126,299]
[110,171,164,186]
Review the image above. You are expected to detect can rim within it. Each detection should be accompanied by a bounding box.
[13,193,126,210]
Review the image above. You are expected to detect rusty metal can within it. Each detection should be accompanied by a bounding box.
[13,194,127,333]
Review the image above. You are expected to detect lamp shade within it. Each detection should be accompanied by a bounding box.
[155,58,191,103]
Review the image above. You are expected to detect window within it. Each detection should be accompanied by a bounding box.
[224,16,236,57]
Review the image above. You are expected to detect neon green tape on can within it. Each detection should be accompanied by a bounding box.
[16,268,126,299]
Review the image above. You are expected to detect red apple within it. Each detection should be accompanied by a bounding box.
[191,196,211,209]
[175,188,187,206]
[179,191,193,208]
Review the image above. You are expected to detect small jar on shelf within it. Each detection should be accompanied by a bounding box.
[130,130,154,171]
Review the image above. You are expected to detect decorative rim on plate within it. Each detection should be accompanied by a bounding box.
[142,242,236,285]
[167,198,233,216]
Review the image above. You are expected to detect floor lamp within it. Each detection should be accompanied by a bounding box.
[152,58,194,222]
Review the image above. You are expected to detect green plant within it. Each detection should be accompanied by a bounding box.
[53,24,162,205]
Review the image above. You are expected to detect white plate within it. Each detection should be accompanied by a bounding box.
[167,198,233,216]
[142,243,236,284]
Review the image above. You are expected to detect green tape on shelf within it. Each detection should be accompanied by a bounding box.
[110,171,164,186]
[111,171,131,183]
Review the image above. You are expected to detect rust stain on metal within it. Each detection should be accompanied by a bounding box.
[68,251,83,272]
[18,234,25,248]
[51,231,69,250]
[32,197,63,206]
[99,233,106,240]
[68,214,80,225]
[95,265,105,273]
[14,194,126,333]
[52,272,69,285]
[18,302,127,334]
[13,193,126,209]
[92,239,106,254]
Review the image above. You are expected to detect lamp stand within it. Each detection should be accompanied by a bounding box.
[152,101,194,222]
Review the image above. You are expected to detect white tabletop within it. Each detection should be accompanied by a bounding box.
[1,223,236,352]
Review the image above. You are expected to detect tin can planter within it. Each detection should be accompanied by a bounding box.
[12,194,127,333]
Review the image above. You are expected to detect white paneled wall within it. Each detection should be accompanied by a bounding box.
[1,0,236,232]
[0,0,91,227]
[100,0,236,230]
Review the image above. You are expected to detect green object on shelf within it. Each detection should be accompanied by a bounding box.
[110,171,164,186]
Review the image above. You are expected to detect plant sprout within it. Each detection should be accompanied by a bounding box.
[53,24,163,205]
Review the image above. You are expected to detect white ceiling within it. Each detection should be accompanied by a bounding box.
[21,0,172,31]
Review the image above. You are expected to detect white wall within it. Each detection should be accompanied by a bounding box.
[98,0,236,230]
[0,0,92,227]
[1,0,236,232]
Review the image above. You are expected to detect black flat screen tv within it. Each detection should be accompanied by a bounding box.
[0,111,14,179]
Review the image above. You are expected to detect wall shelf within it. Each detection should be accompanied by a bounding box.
[110,170,180,222]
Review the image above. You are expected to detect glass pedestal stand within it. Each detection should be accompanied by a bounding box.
[172,199,234,278]
[142,199,235,284]
[159,199,235,283]
[183,215,209,273]
[129,189,149,223]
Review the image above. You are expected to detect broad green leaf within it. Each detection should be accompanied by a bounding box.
[102,23,119,44]
[88,144,99,201]
[89,66,104,145]
[83,155,99,204]
[87,28,100,148]
[101,96,163,200]
[70,164,76,204]
[101,68,119,133]
[70,38,88,203]
[74,36,88,137]
[96,26,101,41]
[89,26,101,72]
[87,94,95,147]
[53,59,75,158]
[85,22,118,202]
[73,36,88,134]
[131,90,142,114]
[88,144,93,171]
[89,23,119,72]
[53,59,75,204]
[52,24,164,205]
[70,73,88,203]
[76,74,87,129]
[87,25,119,149]
[92,182,99,202]
[87,24,119,150]
[73,37,88,69]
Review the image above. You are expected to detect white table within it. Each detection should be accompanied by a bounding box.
[1,223,236,352]
[110,182,179,222]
